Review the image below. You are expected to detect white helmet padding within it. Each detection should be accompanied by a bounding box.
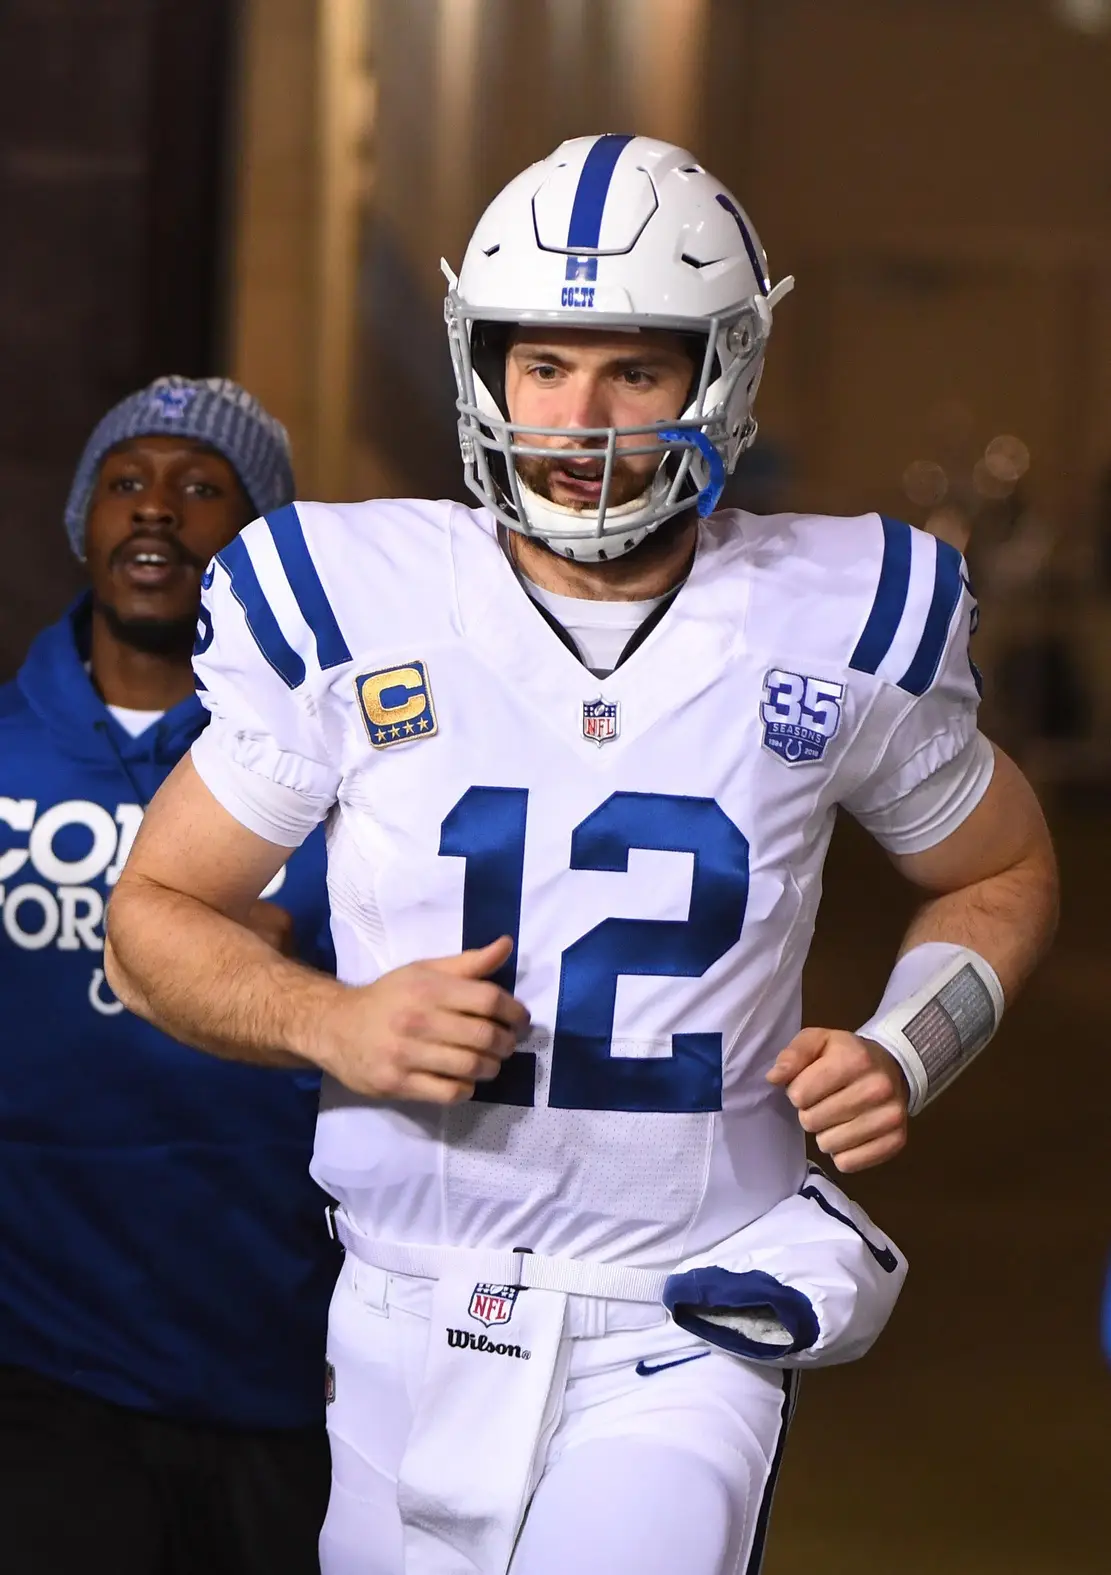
[444,134,793,561]
[662,1166,907,1367]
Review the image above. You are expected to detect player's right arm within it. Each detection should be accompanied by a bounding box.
[106,753,334,1067]
[105,514,528,1102]
[105,771,521,1101]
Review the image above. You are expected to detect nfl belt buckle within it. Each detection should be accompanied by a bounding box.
[582,697,619,746]
[468,1283,520,1328]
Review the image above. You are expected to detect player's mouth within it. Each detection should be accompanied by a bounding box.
[548,459,606,504]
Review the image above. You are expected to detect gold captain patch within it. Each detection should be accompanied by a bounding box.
[355,662,438,749]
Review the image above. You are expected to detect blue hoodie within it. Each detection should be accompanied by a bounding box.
[0,597,338,1428]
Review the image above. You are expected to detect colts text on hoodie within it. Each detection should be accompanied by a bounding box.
[0,596,338,1428]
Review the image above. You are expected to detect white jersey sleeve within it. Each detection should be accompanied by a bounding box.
[839,520,992,855]
[191,504,344,848]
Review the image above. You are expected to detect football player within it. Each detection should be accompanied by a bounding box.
[105,137,1057,1575]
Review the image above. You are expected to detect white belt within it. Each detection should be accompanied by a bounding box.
[329,1209,669,1304]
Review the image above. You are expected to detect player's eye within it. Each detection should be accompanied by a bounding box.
[618,366,656,388]
[528,362,562,382]
[108,476,143,493]
[185,480,221,499]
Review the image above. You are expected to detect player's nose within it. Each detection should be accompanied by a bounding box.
[561,372,611,433]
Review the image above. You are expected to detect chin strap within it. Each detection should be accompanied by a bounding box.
[512,468,673,561]
[657,429,727,517]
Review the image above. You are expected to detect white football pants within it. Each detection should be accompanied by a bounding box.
[319,1253,798,1575]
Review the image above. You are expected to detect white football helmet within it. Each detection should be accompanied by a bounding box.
[444,134,793,561]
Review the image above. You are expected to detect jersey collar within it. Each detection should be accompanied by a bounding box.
[448,509,751,755]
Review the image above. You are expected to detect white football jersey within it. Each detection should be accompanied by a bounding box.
[192,501,989,1268]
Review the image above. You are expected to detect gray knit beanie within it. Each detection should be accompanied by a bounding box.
[64,375,295,557]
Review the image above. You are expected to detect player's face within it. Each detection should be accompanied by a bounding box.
[84,436,253,648]
[504,328,695,511]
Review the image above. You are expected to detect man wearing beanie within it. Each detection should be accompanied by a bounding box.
[0,378,337,1574]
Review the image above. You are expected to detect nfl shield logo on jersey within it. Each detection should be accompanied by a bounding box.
[582,697,619,746]
[468,1283,520,1328]
[760,669,844,765]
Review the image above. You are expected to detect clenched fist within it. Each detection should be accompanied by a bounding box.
[307,936,531,1106]
[766,1028,909,1173]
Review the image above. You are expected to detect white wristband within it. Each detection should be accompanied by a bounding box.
[856,943,1004,1115]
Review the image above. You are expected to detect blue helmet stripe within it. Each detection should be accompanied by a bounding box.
[897,537,964,695]
[266,503,352,671]
[216,537,306,690]
[850,517,913,675]
[566,133,635,250]
[714,194,769,296]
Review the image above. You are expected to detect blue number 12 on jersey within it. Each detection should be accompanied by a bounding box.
[439,789,749,1114]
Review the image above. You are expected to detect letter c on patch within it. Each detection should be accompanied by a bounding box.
[359,667,427,727]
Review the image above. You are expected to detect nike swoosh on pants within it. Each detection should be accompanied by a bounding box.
[635,1350,711,1378]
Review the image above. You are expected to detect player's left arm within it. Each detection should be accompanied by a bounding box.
[769,526,1058,1172]
[889,743,1056,994]
[769,745,1057,1172]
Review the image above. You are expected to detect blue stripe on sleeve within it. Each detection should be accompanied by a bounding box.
[897,537,964,696]
[217,537,306,690]
[849,516,913,675]
[266,504,352,671]
[566,133,635,250]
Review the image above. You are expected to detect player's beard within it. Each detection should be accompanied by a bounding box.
[513,449,656,513]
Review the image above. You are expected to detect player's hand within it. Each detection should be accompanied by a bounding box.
[308,936,530,1105]
[246,900,297,956]
[766,1028,909,1173]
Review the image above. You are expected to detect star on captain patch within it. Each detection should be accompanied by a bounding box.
[582,697,619,745]
[355,662,438,749]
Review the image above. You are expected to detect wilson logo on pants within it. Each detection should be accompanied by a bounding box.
[446,1329,531,1360]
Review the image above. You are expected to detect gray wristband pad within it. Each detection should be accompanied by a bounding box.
[858,948,1004,1114]
[903,964,996,1086]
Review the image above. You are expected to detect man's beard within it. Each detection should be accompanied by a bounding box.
[95,598,199,660]
[513,449,655,512]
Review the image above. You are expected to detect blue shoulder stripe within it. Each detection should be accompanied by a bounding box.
[217,537,305,690]
[898,538,964,696]
[566,133,634,250]
[266,504,352,671]
[849,517,912,675]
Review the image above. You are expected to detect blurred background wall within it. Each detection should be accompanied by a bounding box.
[24,0,1100,781]
[0,0,237,673]
[9,0,1111,786]
[2,3,1109,1567]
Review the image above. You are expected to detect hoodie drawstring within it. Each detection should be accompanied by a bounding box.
[93,720,152,810]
